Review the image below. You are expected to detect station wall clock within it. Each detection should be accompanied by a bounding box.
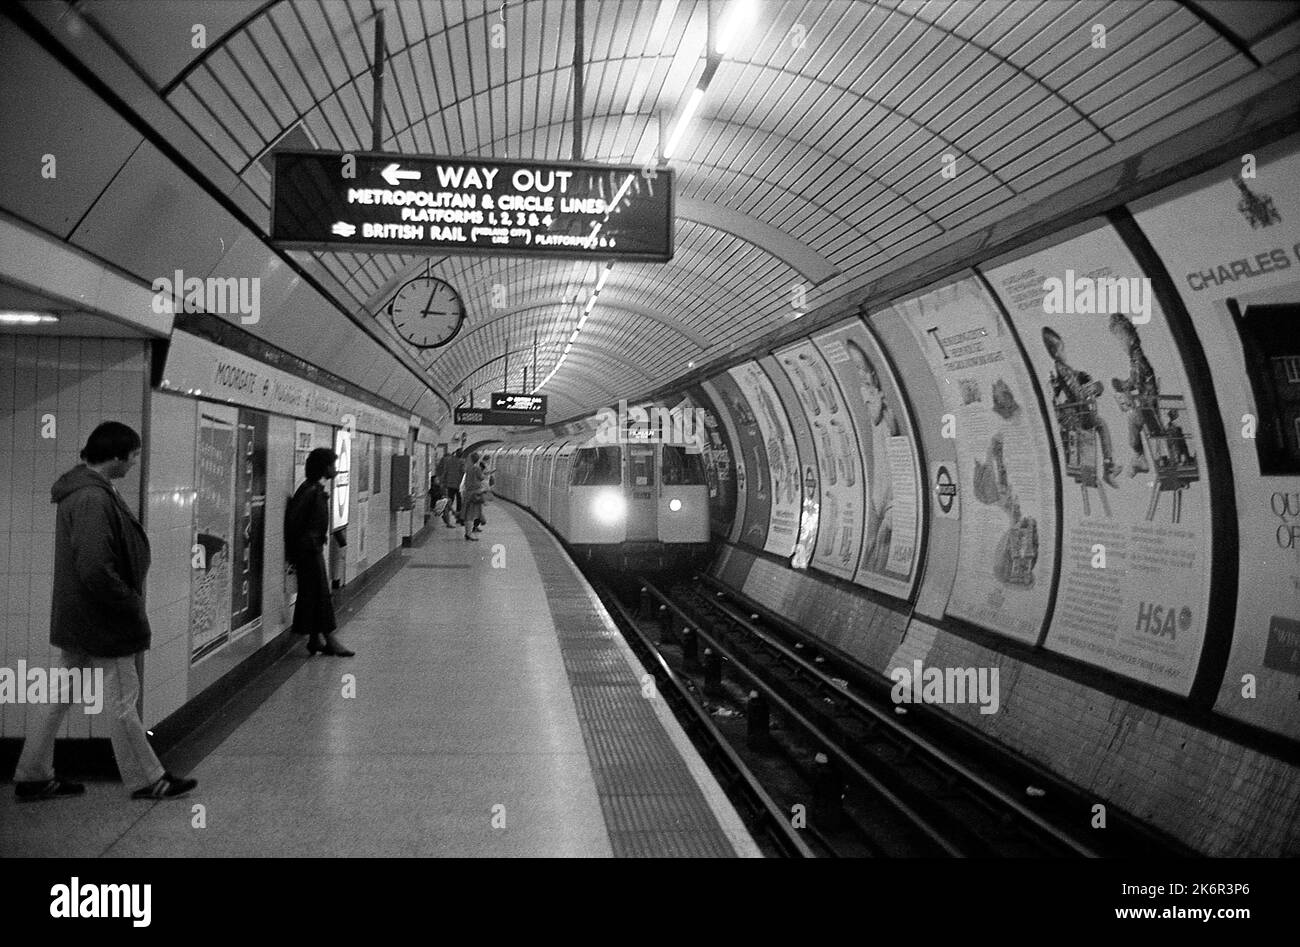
[388,276,466,349]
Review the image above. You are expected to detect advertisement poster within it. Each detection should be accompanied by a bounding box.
[191,406,237,665]
[890,277,1057,643]
[355,433,372,493]
[333,427,352,528]
[985,223,1214,694]
[230,409,267,643]
[701,378,750,545]
[728,361,801,557]
[1131,138,1300,732]
[760,355,820,569]
[775,340,864,581]
[813,319,922,598]
[293,420,314,477]
[687,385,738,538]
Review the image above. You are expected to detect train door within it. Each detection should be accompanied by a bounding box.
[625,443,658,540]
[537,442,557,521]
[553,443,576,536]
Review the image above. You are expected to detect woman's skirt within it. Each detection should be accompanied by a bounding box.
[291,548,338,636]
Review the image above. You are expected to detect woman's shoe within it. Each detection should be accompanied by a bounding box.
[464,534,478,541]
[321,644,355,657]
[306,638,326,656]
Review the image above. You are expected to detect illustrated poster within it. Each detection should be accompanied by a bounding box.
[985,223,1214,694]
[191,406,237,665]
[728,361,801,557]
[813,319,922,598]
[1131,138,1300,731]
[890,277,1057,643]
[775,340,864,580]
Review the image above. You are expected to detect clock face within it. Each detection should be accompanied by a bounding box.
[389,277,465,349]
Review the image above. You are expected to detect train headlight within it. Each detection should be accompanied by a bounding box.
[668,498,682,512]
[593,490,626,524]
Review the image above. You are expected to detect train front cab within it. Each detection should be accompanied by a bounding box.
[567,445,627,550]
[567,441,710,570]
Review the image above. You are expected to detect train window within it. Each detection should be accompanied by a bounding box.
[572,447,621,485]
[661,445,706,485]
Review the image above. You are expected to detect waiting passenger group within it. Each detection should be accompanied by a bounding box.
[433,448,495,541]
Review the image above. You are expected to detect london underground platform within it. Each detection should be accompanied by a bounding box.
[0,504,759,858]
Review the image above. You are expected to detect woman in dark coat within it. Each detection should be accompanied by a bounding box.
[285,447,354,657]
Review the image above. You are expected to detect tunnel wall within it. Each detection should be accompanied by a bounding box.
[682,137,1300,856]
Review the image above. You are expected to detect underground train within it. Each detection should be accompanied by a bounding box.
[489,435,712,570]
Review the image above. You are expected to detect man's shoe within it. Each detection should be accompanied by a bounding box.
[132,773,198,800]
[464,534,479,541]
[15,778,85,803]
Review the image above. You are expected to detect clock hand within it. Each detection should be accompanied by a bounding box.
[424,281,439,316]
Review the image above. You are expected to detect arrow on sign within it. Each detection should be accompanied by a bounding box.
[380,163,421,186]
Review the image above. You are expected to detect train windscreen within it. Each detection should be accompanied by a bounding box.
[572,447,621,485]
[661,445,706,485]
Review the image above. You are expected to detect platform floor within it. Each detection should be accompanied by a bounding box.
[1,503,760,858]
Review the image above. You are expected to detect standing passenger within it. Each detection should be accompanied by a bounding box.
[285,447,354,657]
[461,452,488,541]
[472,457,495,531]
[438,449,465,528]
[14,422,198,802]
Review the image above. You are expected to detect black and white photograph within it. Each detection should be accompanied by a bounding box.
[0,0,1296,931]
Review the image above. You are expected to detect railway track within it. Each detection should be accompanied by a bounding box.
[599,572,1196,858]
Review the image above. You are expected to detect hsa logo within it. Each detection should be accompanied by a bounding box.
[1135,602,1192,640]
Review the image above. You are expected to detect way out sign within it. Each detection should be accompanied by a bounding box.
[271,150,674,262]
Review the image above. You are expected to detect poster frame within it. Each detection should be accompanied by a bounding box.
[1107,209,1241,705]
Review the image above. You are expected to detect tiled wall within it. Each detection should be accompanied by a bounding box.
[142,391,196,726]
[0,335,148,740]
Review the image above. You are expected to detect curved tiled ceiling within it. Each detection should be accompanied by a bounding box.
[79,0,1292,423]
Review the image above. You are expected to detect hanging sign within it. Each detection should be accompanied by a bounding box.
[454,406,546,426]
[271,150,674,261]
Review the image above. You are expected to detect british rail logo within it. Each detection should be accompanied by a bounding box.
[1041,269,1152,324]
[590,399,707,449]
[889,661,1000,714]
[150,270,261,325]
[50,878,151,927]
[0,663,103,714]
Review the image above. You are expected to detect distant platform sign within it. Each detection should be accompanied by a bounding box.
[271,150,674,261]
[455,406,546,427]
[491,392,547,415]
